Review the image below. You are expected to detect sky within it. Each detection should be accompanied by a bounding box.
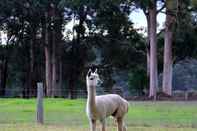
[129,9,166,35]
[0,31,7,45]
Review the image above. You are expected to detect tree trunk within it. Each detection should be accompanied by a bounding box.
[146,44,150,77]
[68,71,75,99]
[51,28,56,97]
[44,12,52,97]
[0,61,2,96]
[58,60,62,97]
[148,0,158,99]
[68,37,79,99]
[162,0,175,96]
[28,30,36,97]
[68,38,77,99]
[67,6,87,99]
[145,14,150,82]
[0,58,7,97]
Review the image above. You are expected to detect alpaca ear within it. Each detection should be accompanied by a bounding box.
[94,68,98,73]
[87,69,92,77]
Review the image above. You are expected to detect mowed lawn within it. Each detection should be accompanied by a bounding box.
[0,99,197,131]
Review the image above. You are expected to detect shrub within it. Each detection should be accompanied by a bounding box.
[128,68,148,96]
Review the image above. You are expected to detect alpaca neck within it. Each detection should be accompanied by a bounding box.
[87,85,96,110]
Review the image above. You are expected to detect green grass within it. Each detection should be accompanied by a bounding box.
[0,99,197,131]
[1,124,197,131]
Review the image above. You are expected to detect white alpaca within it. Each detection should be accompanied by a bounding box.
[86,68,129,131]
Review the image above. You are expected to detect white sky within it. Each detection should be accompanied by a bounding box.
[0,31,7,45]
[129,9,166,35]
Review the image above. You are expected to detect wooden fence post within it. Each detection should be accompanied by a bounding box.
[37,82,44,124]
[184,90,188,101]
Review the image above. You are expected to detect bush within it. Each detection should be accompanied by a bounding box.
[128,68,148,96]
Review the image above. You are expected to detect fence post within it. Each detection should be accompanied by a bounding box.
[37,82,44,124]
[184,90,188,101]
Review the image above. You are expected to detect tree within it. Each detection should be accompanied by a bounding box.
[132,0,165,98]
[40,1,64,97]
[147,0,158,98]
[162,0,176,96]
[162,0,197,96]
[0,0,65,97]
[0,0,20,97]
[65,1,91,99]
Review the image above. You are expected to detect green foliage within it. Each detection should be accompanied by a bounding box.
[128,68,148,95]
[95,1,128,36]
[131,0,151,10]
[173,0,197,61]
[92,0,146,69]
[191,0,197,9]
[0,0,196,97]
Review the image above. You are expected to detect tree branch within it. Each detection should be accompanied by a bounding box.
[157,29,165,36]
[142,8,148,16]
[157,3,166,14]
[159,11,166,15]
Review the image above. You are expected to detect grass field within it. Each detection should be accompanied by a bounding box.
[0,99,197,131]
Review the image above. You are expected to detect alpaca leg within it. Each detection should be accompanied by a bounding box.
[123,122,127,131]
[90,119,96,131]
[117,117,123,131]
[100,119,106,131]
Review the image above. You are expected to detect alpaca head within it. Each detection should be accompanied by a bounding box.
[86,68,102,87]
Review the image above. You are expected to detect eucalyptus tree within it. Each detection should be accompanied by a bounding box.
[59,0,143,98]
[131,0,165,98]
[0,0,25,97]
[162,0,197,96]
[162,0,177,96]
[0,0,66,97]
[58,0,96,98]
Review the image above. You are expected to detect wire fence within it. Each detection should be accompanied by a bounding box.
[0,86,124,99]
[1,88,197,100]
[0,84,197,127]
[0,84,118,125]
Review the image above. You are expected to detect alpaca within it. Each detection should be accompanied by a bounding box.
[86,68,129,131]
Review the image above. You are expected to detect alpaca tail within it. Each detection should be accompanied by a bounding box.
[125,101,129,113]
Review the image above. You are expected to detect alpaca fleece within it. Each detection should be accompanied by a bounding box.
[86,68,129,131]
[86,94,128,120]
